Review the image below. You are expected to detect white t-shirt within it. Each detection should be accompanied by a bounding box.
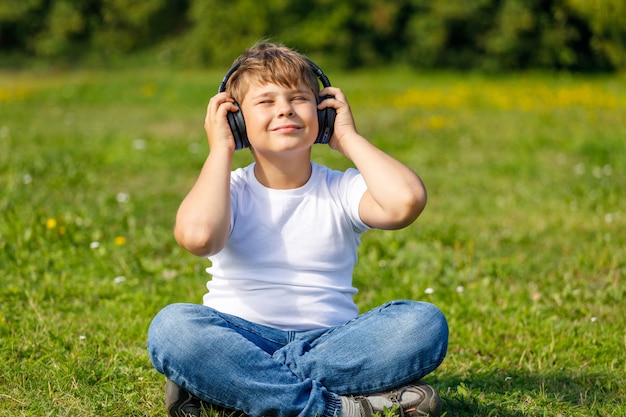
[203,162,371,330]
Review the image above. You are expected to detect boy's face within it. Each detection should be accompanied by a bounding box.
[240,81,318,155]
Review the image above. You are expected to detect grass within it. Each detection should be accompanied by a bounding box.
[1,65,624,416]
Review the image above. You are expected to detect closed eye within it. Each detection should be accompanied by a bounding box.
[292,95,313,102]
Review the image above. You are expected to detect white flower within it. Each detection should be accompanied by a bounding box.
[574,163,585,175]
[424,287,434,295]
[116,192,130,203]
[113,276,126,284]
[133,139,146,150]
[90,241,100,249]
[162,269,178,280]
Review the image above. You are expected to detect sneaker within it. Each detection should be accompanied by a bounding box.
[346,381,442,417]
[165,379,203,417]
[165,379,247,417]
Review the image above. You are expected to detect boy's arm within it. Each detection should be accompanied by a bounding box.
[174,93,237,257]
[321,87,427,230]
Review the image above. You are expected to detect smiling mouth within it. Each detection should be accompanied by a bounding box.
[272,125,302,132]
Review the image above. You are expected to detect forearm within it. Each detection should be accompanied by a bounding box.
[174,147,234,256]
[337,132,427,229]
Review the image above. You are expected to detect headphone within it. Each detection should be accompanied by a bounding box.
[218,58,336,150]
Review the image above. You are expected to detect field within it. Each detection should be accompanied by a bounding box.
[1,66,625,416]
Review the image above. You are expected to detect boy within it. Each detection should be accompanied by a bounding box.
[148,42,448,417]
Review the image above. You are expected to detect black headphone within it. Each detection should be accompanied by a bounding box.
[218,58,336,150]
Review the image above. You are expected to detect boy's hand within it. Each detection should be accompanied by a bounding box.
[205,92,238,152]
[318,87,358,152]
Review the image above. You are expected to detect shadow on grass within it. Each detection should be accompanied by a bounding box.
[431,369,617,417]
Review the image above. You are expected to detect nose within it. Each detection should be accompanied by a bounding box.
[276,98,294,117]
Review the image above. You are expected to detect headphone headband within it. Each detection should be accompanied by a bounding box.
[218,58,330,93]
[218,63,240,93]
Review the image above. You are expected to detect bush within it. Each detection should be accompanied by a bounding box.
[0,0,624,71]
[566,0,626,70]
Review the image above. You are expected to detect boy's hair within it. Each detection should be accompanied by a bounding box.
[225,42,320,104]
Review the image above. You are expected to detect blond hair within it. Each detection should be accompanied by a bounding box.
[225,42,320,104]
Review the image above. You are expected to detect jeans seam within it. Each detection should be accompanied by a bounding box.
[220,311,287,346]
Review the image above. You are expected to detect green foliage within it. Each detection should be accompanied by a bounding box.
[0,0,46,51]
[404,0,604,71]
[178,0,399,67]
[31,0,88,57]
[566,0,626,69]
[91,0,187,55]
[0,0,188,59]
[180,0,276,66]
[2,0,626,71]
[1,66,625,416]
[482,0,583,70]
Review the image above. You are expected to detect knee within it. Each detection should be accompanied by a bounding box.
[147,303,204,366]
[148,304,191,343]
[394,300,449,348]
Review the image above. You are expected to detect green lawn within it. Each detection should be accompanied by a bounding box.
[1,67,624,416]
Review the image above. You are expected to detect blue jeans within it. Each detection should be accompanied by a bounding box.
[148,300,448,417]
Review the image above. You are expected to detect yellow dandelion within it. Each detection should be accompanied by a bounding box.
[0,86,29,103]
[427,115,447,130]
[46,218,57,229]
[141,83,157,98]
[114,236,127,246]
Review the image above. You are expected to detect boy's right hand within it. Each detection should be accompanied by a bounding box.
[205,92,239,152]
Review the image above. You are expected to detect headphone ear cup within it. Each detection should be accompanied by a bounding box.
[227,103,250,150]
[315,97,336,144]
